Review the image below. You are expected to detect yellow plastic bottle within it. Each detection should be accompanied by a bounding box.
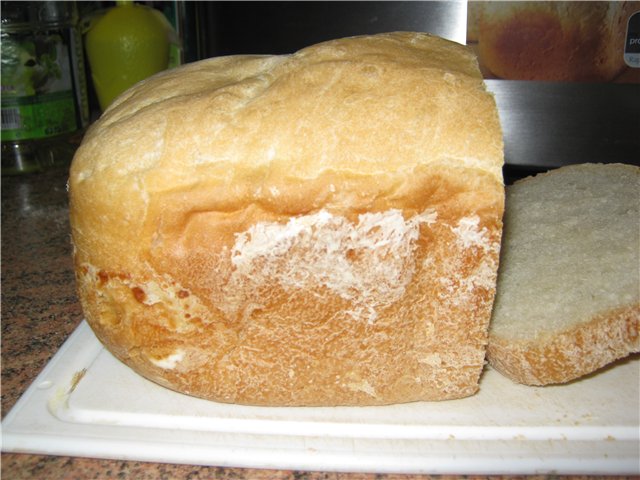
[84,0,178,111]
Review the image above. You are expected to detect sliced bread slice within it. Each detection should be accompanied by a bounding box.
[488,163,639,385]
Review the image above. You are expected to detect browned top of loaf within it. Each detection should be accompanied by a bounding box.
[69,32,502,273]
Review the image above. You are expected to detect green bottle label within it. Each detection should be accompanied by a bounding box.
[1,29,78,141]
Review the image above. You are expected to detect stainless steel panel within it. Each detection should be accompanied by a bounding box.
[204,1,467,55]
[487,81,640,168]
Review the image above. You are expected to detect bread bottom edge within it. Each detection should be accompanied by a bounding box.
[487,304,640,386]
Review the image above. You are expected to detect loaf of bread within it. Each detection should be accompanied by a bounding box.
[488,163,640,386]
[69,32,504,406]
[472,1,636,81]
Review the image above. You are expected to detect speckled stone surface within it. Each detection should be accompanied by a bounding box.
[1,166,635,480]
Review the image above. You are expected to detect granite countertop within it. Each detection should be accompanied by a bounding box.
[0,166,633,480]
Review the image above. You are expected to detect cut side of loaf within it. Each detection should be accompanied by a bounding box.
[488,163,640,385]
[69,32,504,406]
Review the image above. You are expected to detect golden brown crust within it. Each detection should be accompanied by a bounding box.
[69,32,504,406]
[488,304,640,385]
[74,169,504,405]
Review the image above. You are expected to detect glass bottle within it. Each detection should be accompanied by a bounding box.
[1,1,89,175]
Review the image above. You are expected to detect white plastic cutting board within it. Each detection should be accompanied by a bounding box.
[2,320,639,474]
